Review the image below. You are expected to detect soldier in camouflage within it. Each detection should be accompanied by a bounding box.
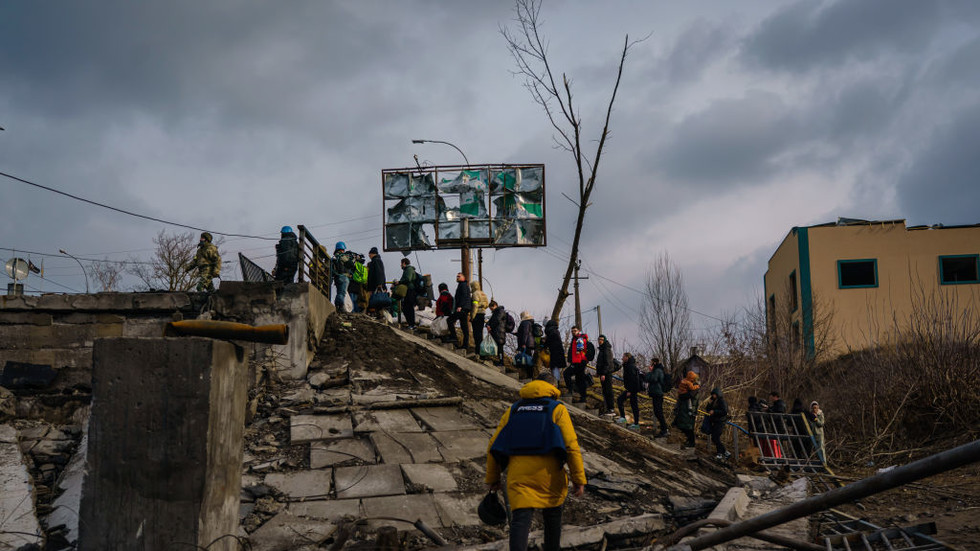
[189,232,221,292]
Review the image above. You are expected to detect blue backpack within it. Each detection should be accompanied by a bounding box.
[490,398,567,468]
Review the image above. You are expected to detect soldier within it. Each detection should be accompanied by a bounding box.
[189,232,221,292]
[272,226,299,283]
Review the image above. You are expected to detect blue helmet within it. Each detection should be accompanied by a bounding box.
[281,226,293,234]
[335,241,346,251]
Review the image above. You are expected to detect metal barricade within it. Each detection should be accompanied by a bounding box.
[297,225,332,299]
[239,253,275,283]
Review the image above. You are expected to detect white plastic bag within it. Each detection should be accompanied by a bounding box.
[480,338,498,358]
[431,316,450,337]
[343,293,354,313]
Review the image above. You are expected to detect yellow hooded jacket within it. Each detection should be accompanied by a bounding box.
[485,380,587,510]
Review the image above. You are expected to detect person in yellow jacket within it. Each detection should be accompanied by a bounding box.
[486,374,587,551]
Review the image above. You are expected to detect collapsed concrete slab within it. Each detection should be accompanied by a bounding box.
[79,337,247,551]
[0,424,43,549]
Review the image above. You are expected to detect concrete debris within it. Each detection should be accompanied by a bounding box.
[0,424,44,549]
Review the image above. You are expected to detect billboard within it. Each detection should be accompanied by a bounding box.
[382,164,546,252]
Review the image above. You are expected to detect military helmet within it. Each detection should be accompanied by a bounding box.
[281,226,293,234]
[201,232,213,243]
[477,491,507,526]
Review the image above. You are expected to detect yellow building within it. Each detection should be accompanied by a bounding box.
[764,218,980,359]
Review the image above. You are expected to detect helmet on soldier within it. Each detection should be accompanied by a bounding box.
[201,232,213,243]
[281,226,293,234]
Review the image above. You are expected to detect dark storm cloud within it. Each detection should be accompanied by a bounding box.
[742,0,942,72]
[653,91,800,186]
[895,102,980,226]
[660,19,736,83]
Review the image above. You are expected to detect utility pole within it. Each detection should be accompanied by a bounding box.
[477,249,483,287]
[596,304,602,337]
[571,260,589,329]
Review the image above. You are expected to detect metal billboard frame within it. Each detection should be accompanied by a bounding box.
[380,163,546,253]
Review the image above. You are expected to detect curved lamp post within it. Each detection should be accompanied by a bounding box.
[59,249,90,294]
[411,139,470,166]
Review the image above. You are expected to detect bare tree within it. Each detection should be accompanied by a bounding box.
[128,230,197,291]
[502,0,643,322]
[90,259,123,292]
[639,252,693,374]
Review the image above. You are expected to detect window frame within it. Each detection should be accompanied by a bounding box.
[837,258,878,289]
[789,270,798,312]
[939,254,980,285]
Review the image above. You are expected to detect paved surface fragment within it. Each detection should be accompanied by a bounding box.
[370,432,444,464]
[361,494,445,530]
[400,463,459,492]
[430,429,492,462]
[412,407,480,431]
[334,464,406,499]
[432,493,482,527]
[264,470,333,499]
[290,414,353,444]
[290,499,361,521]
[248,510,334,551]
[310,438,376,468]
[353,409,424,433]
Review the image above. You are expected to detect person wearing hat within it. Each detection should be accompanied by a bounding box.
[188,232,221,292]
[397,257,418,328]
[594,335,616,416]
[366,246,386,294]
[810,401,826,463]
[486,373,586,551]
[331,241,357,311]
[272,226,299,283]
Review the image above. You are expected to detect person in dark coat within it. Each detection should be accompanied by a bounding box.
[544,319,565,383]
[397,258,418,328]
[645,358,669,437]
[615,353,641,428]
[366,247,386,293]
[673,371,700,447]
[447,272,472,350]
[767,391,786,413]
[593,335,615,416]
[515,311,536,379]
[487,300,507,366]
[706,387,730,459]
[789,398,812,458]
[272,226,299,283]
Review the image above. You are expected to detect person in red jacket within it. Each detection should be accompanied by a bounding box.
[435,283,454,317]
[563,326,591,403]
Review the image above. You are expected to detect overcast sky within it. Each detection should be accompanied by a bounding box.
[2,0,978,348]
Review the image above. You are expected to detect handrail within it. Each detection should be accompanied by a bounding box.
[297,225,332,300]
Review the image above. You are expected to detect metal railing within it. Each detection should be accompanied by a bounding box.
[239,253,274,283]
[297,225,332,299]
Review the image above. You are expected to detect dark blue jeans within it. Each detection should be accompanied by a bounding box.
[510,505,563,551]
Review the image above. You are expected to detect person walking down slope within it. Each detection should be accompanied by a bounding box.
[645,358,669,437]
[515,311,536,380]
[673,371,700,448]
[272,226,299,283]
[397,258,419,329]
[486,373,587,551]
[448,272,472,350]
[487,300,507,366]
[470,280,489,353]
[564,326,591,404]
[615,352,641,429]
[810,401,826,464]
[706,387,731,460]
[189,232,221,292]
[594,335,616,416]
[543,319,566,385]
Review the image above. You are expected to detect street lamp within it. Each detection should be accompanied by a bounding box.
[59,249,90,294]
[410,138,480,283]
[411,139,470,166]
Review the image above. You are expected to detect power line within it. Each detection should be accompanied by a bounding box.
[0,170,277,240]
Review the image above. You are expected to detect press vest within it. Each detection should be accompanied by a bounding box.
[490,398,567,468]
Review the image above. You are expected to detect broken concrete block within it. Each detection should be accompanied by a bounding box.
[432,493,482,527]
[310,438,376,468]
[334,464,405,499]
[290,414,353,444]
[290,498,361,522]
[247,510,334,551]
[264,470,333,500]
[360,494,444,530]
[0,424,43,549]
[401,463,459,492]
[430,429,493,462]
[411,407,480,431]
[371,432,443,464]
[353,409,425,433]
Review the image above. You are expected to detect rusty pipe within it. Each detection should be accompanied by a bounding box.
[164,320,289,344]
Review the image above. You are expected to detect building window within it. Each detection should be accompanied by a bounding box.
[791,321,801,351]
[838,259,878,288]
[939,255,980,285]
[789,270,798,312]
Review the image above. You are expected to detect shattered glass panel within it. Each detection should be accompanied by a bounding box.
[386,195,445,223]
[386,223,432,249]
[459,190,487,218]
[438,219,491,240]
[492,192,543,219]
[384,172,437,198]
[493,219,544,245]
[491,167,542,193]
[438,169,488,193]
